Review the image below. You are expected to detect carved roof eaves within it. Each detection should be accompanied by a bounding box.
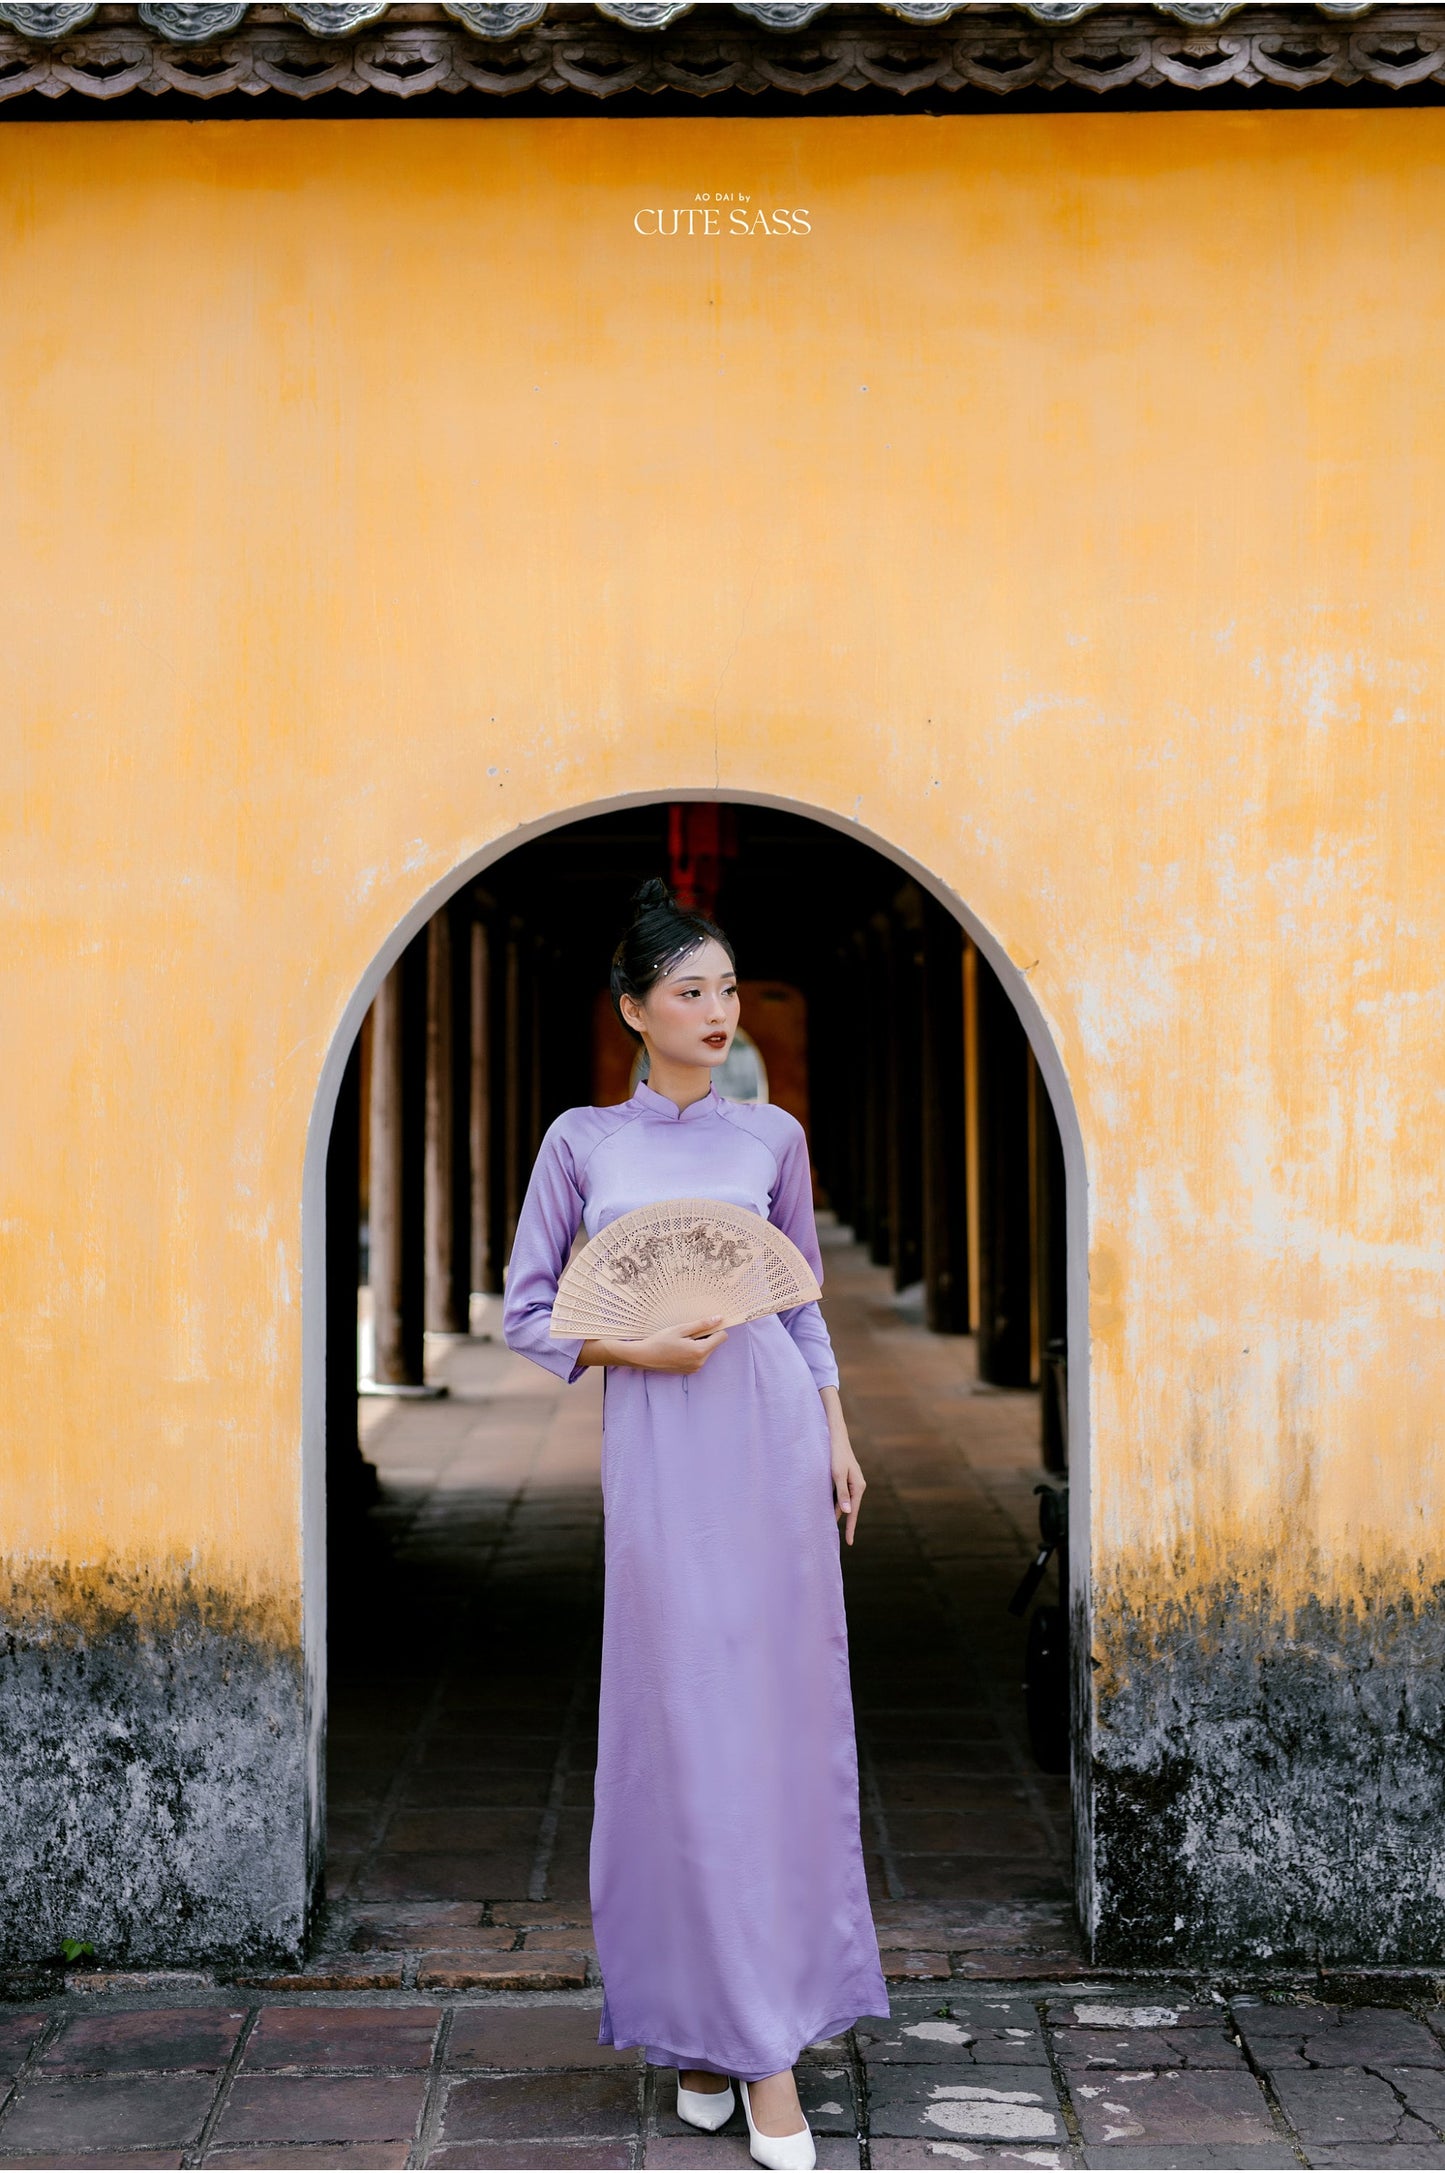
[4,2,1443,106]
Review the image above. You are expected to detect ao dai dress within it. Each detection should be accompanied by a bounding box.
[502,1077,888,2082]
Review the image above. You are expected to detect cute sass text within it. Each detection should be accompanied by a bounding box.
[633,206,811,236]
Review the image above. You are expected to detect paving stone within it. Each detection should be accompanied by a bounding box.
[0,2013,48,2080]
[0,2073,219,2150]
[385,1810,546,1852]
[872,1914,1069,1953]
[205,2149,411,2169]
[402,1774,557,1808]
[875,1775,1039,1812]
[41,2008,247,2073]
[1080,2153,1299,2170]
[446,2005,640,2069]
[641,2140,861,2168]
[1237,2004,1445,2070]
[516,1924,602,1952]
[362,1926,517,1955]
[1267,2067,1439,2147]
[355,1853,538,1902]
[799,2066,858,2133]
[1382,2067,1445,2125]
[870,2148,1070,2170]
[1304,2149,1445,2169]
[957,1956,1104,1981]
[882,1952,954,1980]
[867,2065,1063,2143]
[233,1958,405,1992]
[214,2075,428,2145]
[244,2005,441,2070]
[894,1865,1071,1905]
[350,1903,487,1938]
[1053,2026,1245,2070]
[440,2070,641,2140]
[1047,1999,1224,2031]
[0,2156,187,2170]
[1067,2068,1278,2148]
[858,2001,1045,2064]
[418,1955,589,1990]
[885,1815,1054,1857]
[428,2148,633,2169]
[0,1969,61,2006]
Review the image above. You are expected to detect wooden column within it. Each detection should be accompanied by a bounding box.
[469,907,495,1297]
[325,1033,376,1516]
[502,917,528,1264]
[481,898,511,1299]
[1033,1053,1070,1470]
[974,951,1034,1387]
[963,939,982,1330]
[810,944,854,1229]
[425,894,473,1335]
[885,886,925,1291]
[921,896,970,1334]
[831,929,871,1246]
[864,914,893,1267]
[527,932,545,1162]
[368,929,428,1388]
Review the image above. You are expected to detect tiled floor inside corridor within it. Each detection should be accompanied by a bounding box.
[324,1219,1077,1977]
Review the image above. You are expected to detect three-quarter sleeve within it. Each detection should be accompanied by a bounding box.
[766,1119,840,1391]
[501,1117,589,1385]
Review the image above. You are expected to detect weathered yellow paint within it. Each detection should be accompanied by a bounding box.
[2,111,1444,1647]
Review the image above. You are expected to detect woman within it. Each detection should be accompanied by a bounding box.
[502,879,889,2172]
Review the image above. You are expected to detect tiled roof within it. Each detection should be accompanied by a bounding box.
[3,0,1433,106]
[0,1,1387,39]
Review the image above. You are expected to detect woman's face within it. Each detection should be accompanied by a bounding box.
[621,937,740,1071]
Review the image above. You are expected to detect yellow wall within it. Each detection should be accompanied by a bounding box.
[3,111,1443,1677]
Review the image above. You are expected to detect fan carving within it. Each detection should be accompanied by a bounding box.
[550,1196,822,1341]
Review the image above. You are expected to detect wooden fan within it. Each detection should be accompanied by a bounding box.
[549,1196,822,1341]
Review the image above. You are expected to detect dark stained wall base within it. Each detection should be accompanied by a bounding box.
[0,1567,310,1969]
[1090,1579,1445,1968]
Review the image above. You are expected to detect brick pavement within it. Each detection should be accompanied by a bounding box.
[8,1988,1445,2166]
[7,1231,1445,2167]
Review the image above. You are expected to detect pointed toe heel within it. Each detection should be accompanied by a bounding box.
[739,2077,815,2170]
[677,2076,736,2132]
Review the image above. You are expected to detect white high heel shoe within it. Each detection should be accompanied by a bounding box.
[676,2073,736,2131]
[738,2076,815,2171]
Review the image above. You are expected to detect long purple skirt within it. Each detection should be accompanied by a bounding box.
[590,1310,889,2080]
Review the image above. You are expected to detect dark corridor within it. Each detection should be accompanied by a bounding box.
[319,803,1078,1981]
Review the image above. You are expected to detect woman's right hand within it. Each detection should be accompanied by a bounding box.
[579,1317,727,1374]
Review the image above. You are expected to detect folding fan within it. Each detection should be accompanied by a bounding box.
[549,1196,822,1341]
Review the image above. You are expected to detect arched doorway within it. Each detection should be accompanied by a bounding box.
[303,795,1090,1965]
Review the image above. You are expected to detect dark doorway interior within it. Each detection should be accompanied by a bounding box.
[320,804,1078,1979]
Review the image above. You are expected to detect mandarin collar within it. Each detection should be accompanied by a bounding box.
[630,1078,721,1123]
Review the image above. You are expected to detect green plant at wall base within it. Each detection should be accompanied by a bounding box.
[59,1940,94,1963]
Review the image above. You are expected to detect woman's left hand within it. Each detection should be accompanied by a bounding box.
[820,1384,867,1546]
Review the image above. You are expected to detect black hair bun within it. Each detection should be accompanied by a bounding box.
[630,876,674,916]
[609,876,736,1046]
